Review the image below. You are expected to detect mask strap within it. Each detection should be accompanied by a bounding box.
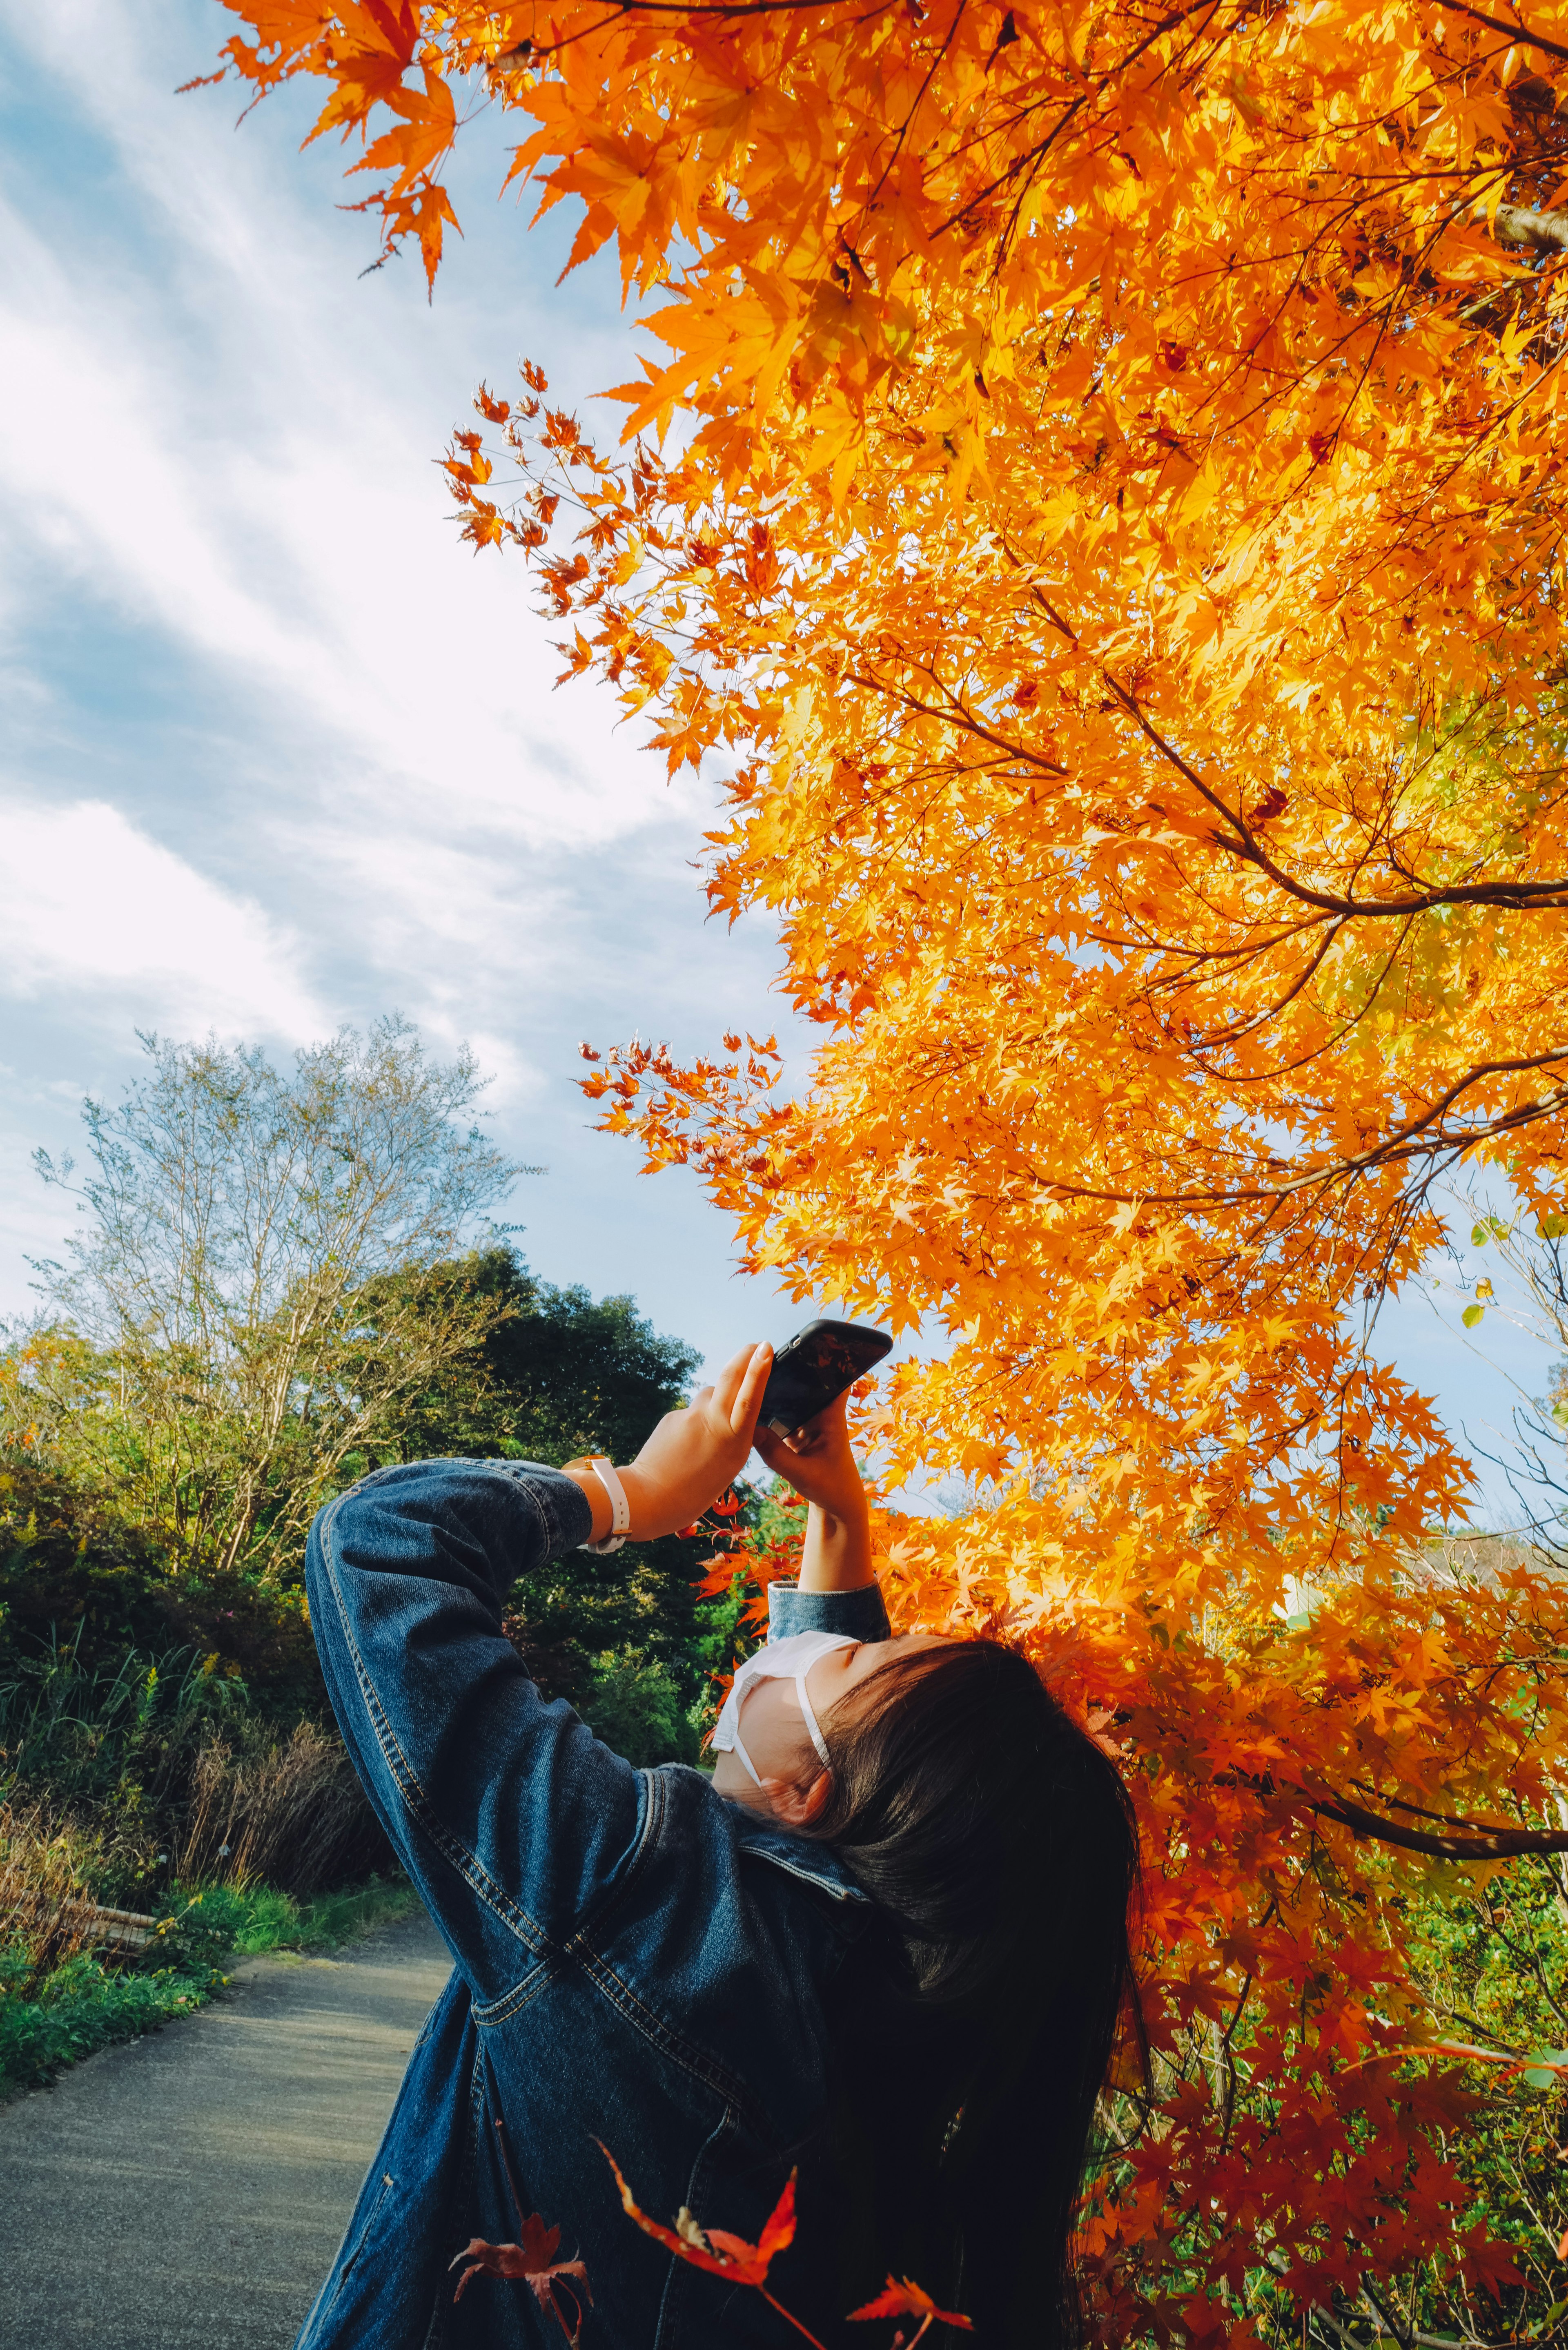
[795,1669,832,1769]
[730,1730,764,1787]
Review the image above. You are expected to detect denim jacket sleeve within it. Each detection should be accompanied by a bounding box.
[766,1578,892,1641]
[305,1457,643,2000]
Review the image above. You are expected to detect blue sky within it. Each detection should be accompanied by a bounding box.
[0,1,806,1364]
[1,0,1560,1526]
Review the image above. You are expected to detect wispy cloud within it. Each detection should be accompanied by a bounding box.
[0,798,325,1035]
[0,0,795,1368]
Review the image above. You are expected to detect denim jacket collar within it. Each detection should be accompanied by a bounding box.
[730,1814,870,1904]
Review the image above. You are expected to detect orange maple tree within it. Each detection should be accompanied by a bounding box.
[203,3,1568,2344]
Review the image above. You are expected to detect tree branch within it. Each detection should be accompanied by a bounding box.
[1430,0,1568,68]
[1491,201,1568,253]
[1309,1787,1568,1861]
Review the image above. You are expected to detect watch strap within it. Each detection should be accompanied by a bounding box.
[583,1456,631,1553]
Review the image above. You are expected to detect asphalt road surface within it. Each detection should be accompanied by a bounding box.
[0,1908,452,2350]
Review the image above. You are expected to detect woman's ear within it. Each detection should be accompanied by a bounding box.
[760,1768,833,1828]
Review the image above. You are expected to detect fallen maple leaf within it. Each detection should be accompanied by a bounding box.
[450,2123,592,2343]
[449,2213,590,2339]
[849,2275,974,2335]
[599,2143,823,2346]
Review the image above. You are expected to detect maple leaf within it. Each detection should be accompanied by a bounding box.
[448,2121,592,2342]
[849,2275,974,2333]
[600,2144,824,2345]
[599,2142,797,2287]
[449,2212,591,2341]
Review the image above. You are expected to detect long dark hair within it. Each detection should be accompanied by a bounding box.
[804,1638,1141,2348]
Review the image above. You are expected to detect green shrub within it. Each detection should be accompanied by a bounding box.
[0,1451,321,1701]
[0,1949,212,2095]
[580,1645,698,1766]
[220,1875,416,1955]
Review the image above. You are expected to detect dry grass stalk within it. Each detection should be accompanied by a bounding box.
[176,1721,388,1896]
[0,1796,100,1975]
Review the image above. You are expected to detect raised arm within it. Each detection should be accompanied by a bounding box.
[753,1393,875,1592]
[306,1343,773,2002]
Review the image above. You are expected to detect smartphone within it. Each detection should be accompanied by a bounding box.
[758,1317,893,1436]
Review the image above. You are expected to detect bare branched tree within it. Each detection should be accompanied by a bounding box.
[8,1019,531,1578]
[1446,1201,1568,1560]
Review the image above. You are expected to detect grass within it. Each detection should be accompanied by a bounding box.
[0,1873,418,2098]
[0,1946,214,2093]
[223,1875,418,1956]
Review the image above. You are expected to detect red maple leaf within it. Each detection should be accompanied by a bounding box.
[450,2123,592,2343]
[599,2143,823,2344]
[849,2274,973,2337]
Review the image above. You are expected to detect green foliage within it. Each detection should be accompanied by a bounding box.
[217,1873,417,1956]
[1399,1859,1568,2323]
[578,1646,697,1767]
[362,1251,701,1469]
[0,1455,174,1664]
[0,1874,418,2098]
[0,1949,212,2097]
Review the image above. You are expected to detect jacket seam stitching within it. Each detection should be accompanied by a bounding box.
[316,1487,552,1960]
[570,1761,663,1947]
[563,1935,771,2135]
[739,1845,869,1904]
[471,1773,660,2027]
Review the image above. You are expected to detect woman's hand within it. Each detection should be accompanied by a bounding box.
[753,1394,874,1591]
[612,1340,773,1542]
[753,1394,865,1520]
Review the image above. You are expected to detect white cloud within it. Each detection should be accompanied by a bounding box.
[0,798,325,1037]
[0,0,697,856]
[0,0,802,1379]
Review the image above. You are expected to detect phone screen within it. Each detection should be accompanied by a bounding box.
[759,1317,893,1434]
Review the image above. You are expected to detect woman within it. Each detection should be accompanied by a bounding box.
[296,1339,1139,2350]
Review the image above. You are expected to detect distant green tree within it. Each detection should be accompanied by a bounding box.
[343,1249,743,1759]
[361,1247,701,1467]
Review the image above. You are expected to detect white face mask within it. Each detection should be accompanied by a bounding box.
[710,1630,858,1789]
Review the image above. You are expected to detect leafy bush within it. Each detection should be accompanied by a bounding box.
[0,1950,213,2095]
[0,1448,327,1726]
[579,1645,699,1767]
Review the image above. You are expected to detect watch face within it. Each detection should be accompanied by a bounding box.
[760,1318,892,1430]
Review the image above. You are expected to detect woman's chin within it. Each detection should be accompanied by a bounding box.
[711,1758,770,1810]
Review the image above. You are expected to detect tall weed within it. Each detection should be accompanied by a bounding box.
[0,1796,100,1974]
[177,1721,389,1896]
[0,1632,385,1901]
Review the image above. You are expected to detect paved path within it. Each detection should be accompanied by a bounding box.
[0,1908,452,2349]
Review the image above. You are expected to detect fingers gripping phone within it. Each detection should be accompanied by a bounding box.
[758,1317,893,1436]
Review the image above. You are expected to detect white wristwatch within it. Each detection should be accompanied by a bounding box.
[582,1456,631,1554]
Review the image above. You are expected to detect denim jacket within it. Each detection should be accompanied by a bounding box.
[295,1458,891,2350]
